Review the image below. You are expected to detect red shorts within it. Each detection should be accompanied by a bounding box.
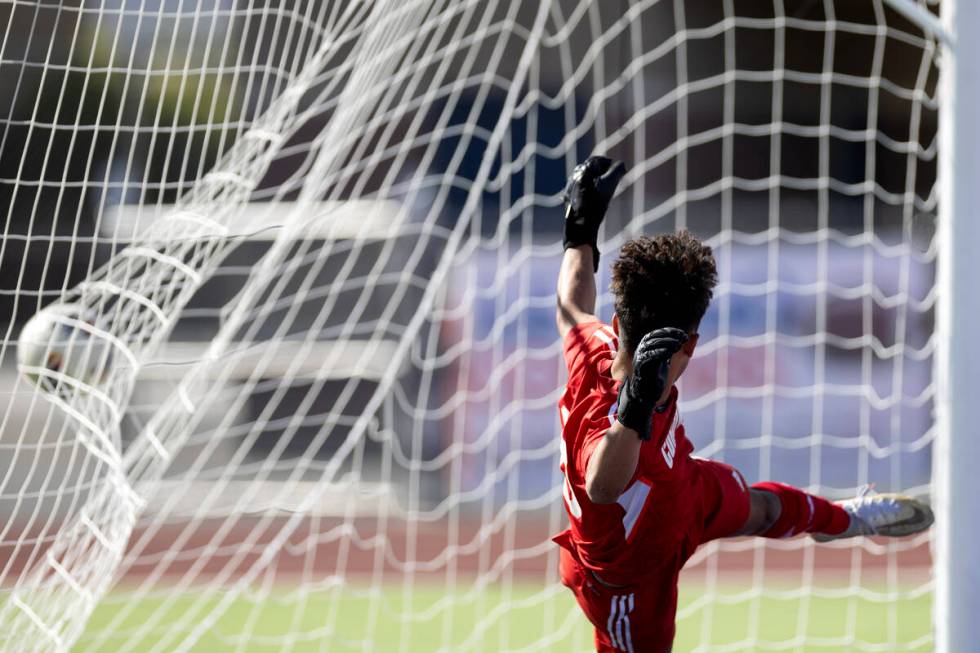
[558,459,751,652]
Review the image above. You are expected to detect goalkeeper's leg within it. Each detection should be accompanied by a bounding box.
[691,459,851,541]
[735,482,850,538]
[688,458,933,547]
[737,482,933,540]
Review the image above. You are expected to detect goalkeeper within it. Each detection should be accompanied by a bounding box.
[553,156,934,653]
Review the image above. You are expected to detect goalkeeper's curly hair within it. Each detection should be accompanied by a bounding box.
[611,230,718,355]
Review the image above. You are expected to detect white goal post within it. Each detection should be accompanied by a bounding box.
[935,0,980,651]
[0,1,974,651]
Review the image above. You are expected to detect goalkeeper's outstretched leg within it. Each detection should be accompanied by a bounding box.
[733,481,934,541]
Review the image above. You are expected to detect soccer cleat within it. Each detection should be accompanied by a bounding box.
[812,487,934,542]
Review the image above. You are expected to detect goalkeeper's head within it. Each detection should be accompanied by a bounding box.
[610,230,717,370]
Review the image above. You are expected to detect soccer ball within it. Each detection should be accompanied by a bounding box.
[17,303,112,392]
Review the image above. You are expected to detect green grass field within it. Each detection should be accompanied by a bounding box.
[76,582,932,652]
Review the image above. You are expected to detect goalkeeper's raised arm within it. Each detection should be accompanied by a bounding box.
[555,156,625,339]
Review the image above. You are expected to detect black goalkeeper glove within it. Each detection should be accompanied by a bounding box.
[616,327,689,440]
[562,155,627,272]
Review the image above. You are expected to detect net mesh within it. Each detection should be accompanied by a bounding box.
[0,1,939,651]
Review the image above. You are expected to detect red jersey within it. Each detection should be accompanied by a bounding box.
[555,321,698,585]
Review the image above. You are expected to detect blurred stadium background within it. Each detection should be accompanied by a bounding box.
[0,1,940,651]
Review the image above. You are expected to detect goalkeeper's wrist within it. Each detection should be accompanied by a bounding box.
[562,232,600,272]
[615,380,655,440]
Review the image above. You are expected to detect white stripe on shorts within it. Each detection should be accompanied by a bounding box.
[607,595,621,649]
[607,593,635,652]
[622,593,635,653]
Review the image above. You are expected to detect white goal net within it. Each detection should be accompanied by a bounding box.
[0,1,942,651]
